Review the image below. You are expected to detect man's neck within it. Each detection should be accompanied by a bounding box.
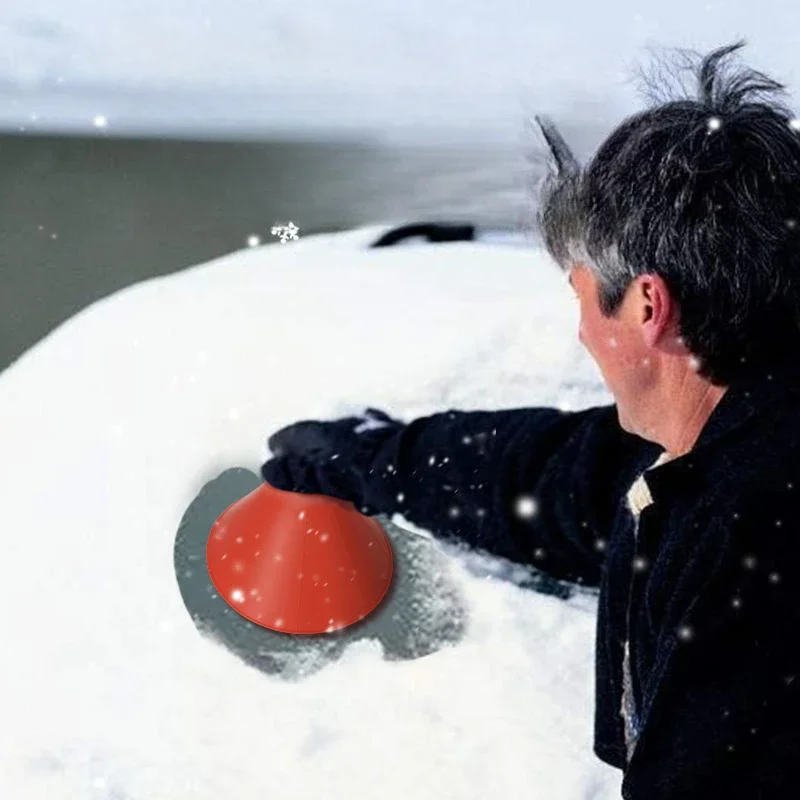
[645,365,729,458]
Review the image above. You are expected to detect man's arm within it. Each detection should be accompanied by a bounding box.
[264,404,661,587]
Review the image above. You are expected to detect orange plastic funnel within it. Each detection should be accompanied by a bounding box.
[206,482,393,634]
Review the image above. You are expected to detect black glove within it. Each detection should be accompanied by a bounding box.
[260,408,404,510]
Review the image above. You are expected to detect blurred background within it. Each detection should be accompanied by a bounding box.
[2,0,800,373]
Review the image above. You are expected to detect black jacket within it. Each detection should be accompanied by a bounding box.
[266,356,800,797]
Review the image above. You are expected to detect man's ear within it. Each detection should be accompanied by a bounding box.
[640,274,677,348]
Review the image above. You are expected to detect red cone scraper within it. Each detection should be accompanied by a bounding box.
[206,483,393,634]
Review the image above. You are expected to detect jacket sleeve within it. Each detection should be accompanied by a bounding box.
[622,491,800,798]
[353,404,662,587]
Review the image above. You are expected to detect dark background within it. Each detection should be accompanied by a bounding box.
[0,121,603,374]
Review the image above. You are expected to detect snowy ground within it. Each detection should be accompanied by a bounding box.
[0,227,624,799]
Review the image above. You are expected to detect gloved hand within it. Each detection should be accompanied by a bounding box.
[260,407,404,510]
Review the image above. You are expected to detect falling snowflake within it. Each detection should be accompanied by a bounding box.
[790,118,800,132]
[707,116,722,132]
[246,234,261,247]
[514,495,539,520]
[677,624,695,642]
[271,222,300,244]
[93,115,108,129]
[230,588,246,603]
[742,554,758,570]
[688,355,702,372]
[396,492,405,504]
[319,533,329,543]
[633,555,649,572]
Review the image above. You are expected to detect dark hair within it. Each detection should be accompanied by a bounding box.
[536,40,800,386]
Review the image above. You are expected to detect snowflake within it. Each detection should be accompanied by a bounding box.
[271,222,300,244]
[514,495,539,520]
[93,115,108,129]
[688,355,702,372]
[790,118,800,132]
[230,588,246,603]
[632,555,649,572]
[707,116,722,132]
[742,554,758,569]
[396,492,405,504]
[677,623,695,642]
[246,234,261,247]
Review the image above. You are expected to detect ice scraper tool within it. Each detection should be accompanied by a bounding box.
[206,482,394,634]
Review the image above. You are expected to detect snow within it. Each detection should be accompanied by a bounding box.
[0,226,622,799]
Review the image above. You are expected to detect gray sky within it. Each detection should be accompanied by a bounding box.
[1,0,799,135]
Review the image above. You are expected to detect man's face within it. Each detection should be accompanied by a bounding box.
[568,264,654,434]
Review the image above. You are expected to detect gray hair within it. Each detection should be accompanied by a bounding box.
[535,40,800,386]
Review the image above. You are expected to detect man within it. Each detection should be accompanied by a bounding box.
[261,41,800,798]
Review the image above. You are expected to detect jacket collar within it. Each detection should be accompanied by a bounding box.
[641,354,800,504]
